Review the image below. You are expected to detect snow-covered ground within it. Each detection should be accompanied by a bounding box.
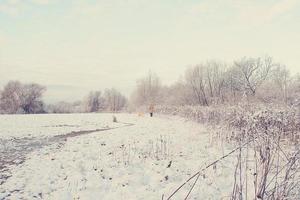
[0,113,238,200]
[0,113,121,140]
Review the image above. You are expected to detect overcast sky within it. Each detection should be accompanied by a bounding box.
[0,0,299,103]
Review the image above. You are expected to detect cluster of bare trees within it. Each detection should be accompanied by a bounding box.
[131,56,300,108]
[131,71,162,106]
[82,88,127,113]
[0,81,46,114]
[1,56,298,114]
[0,80,127,114]
[46,101,83,113]
[84,91,104,112]
[103,88,127,112]
[47,88,127,113]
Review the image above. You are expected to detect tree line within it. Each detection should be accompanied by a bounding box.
[47,88,127,113]
[1,56,299,114]
[130,56,300,108]
[0,81,127,114]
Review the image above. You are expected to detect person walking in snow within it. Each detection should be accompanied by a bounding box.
[149,104,154,117]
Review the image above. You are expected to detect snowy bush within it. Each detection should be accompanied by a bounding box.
[156,104,299,143]
[157,104,300,199]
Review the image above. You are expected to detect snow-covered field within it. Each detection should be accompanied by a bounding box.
[0,113,121,140]
[0,113,238,200]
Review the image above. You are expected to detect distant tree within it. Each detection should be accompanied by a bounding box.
[234,56,274,96]
[161,81,194,106]
[289,73,300,105]
[132,71,162,106]
[46,100,84,113]
[184,61,228,105]
[271,64,290,104]
[205,61,227,104]
[84,91,104,112]
[20,83,46,114]
[46,101,73,113]
[0,81,46,114]
[72,100,84,113]
[0,81,23,114]
[104,88,127,112]
[223,66,244,103]
[185,65,209,106]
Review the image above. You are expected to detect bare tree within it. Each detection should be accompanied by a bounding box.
[132,71,162,106]
[185,65,209,106]
[271,64,290,104]
[205,61,227,104]
[46,101,83,113]
[288,73,300,105]
[0,81,23,114]
[161,81,194,106]
[104,88,127,112]
[234,56,274,96]
[223,66,243,103]
[0,81,46,114]
[129,56,295,107]
[84,91,104,112]
[20,83,46,114]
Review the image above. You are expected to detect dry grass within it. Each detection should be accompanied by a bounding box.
[158,104,300,199]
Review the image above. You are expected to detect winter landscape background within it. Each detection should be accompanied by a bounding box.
[1,0,300,199]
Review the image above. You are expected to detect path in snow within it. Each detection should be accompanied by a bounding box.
[0,122,134,186]
[0,114,236,200]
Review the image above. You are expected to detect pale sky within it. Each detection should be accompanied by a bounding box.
[0,0,299,103]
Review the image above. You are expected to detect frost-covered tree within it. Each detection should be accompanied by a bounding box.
[132,71,162,106]
[161,81,194,106]
[223,66,244,103]
[185,65,209,106]
[234,56,274,96]
[0,81,46,114]
[46,100,84,113]
[0,81,23,114]
[84,91,104,112]
[205,61,227,103]
[130,56,285,107]
[288,73,300,105]
[104,88,127,112]
[20,83,46,114]
[184,61,227,106]
[271,64,290,103]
